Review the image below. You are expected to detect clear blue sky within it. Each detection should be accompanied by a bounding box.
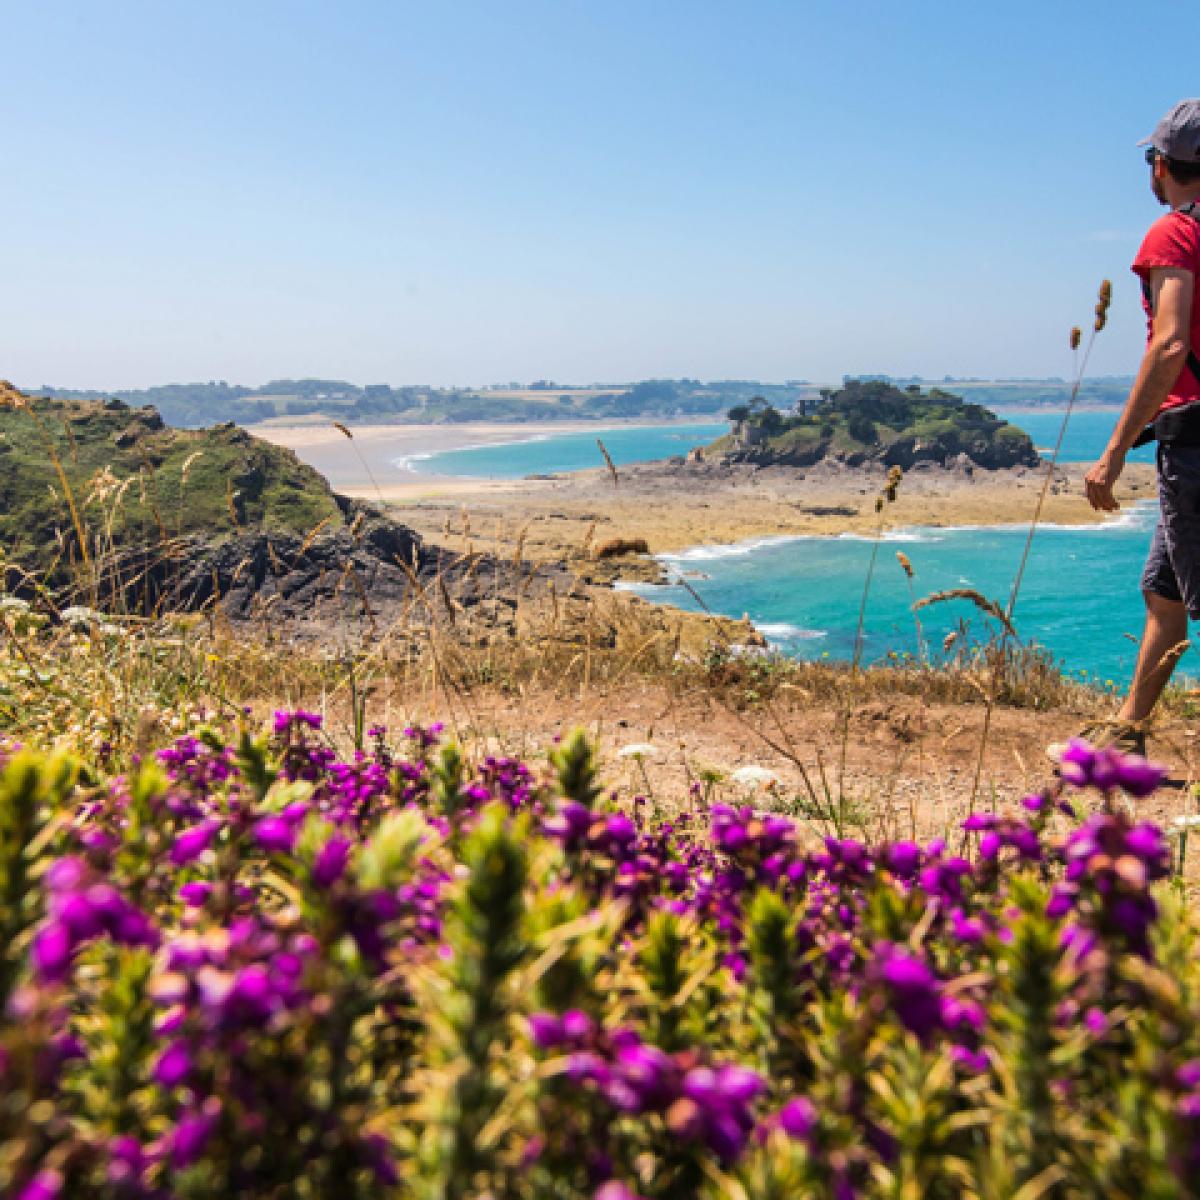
[2,1,1194,389]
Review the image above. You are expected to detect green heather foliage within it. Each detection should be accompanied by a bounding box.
[0,395,344,581]
[1,712,1199,1199]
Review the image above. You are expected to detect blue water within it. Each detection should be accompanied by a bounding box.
[413,406,1169,684]
[992,407,1153,466]
[409,422,729,478]
[411,408,1144,479]
[626,504,1163,686]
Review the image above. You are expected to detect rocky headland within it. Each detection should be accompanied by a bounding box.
[0,383,548,633]
[710,379,1041,471]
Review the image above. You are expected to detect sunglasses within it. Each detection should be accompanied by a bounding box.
[1146,146,1161,165]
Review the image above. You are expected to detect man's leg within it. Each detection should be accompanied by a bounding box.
[1117,590,1189,723]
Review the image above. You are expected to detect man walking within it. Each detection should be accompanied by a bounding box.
[1082,99,1200,754]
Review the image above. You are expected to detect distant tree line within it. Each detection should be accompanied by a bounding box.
[33,378,809,429]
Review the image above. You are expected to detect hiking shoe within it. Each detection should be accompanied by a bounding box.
[1046,719,1147,765]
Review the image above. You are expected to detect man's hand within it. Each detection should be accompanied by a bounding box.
[1085,453,1125,512]
[1085,267,1191,514]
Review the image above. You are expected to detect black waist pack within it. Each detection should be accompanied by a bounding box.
[1146,401,1200,448]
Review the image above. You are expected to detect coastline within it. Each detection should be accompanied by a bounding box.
[250,417,723,502]
[249,417,1158,568]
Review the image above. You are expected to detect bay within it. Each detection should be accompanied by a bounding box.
[413,404,1170,685]
[406,421,729,478]
[624,504,1161,687]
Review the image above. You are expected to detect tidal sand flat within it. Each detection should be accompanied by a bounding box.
[250,418,723,501]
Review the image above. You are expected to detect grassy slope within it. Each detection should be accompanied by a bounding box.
[0,384,344,575]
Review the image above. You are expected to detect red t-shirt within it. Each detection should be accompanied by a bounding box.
[1132,209,1200,411]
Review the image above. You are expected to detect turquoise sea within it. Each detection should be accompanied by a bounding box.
[406,421,730,478]
[414,408,1169,685]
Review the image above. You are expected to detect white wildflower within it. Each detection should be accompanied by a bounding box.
[617,742,659,760]
[730,765,782,789]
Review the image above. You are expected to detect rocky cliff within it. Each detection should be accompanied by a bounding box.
[0,382,539,632]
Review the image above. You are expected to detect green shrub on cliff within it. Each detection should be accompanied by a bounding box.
[0,388,345,585]
[715,381,1038,469]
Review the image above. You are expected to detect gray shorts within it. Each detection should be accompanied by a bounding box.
[1142,443,1200,618]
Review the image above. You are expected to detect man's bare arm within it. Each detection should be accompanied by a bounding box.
[1085,267,1195,512]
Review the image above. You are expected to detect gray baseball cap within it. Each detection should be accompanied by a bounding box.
[1138,99,1200,162]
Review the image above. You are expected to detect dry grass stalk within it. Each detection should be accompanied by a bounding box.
[913,588,1018,640]
[597,438,619,488]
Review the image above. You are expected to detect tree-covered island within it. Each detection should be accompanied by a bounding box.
[709,380,1040,470]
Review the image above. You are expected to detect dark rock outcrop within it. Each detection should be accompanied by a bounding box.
[64,503,553,635]
[881,430,1037,470]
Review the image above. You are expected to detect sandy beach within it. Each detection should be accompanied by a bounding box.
[249,418,710,503]
[251,420,1159,576]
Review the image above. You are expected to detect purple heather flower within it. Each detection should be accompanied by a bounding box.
[565,1051,607,1083]
[362,1132,399,1185]
[950,1046,990,1073]
[153,1041,192,1087]
[544,801,596,846]
[80,827,117,855]
[595,1185,644,1200]
[1060,923,1099,962]
[312,836,352,888]
[253,816,297,855]
[17,1170,63,1200]
[950,908,986,944]
[614,1041,674,1110]
[1110,895,1154,942]
[880,953,934,991]
[274,709,323,735]
[170,1107,218,1168]
[1177,1060,1200,1090]
[170,820,220,866]
[1046,885,1075,919]
[223,964,276,1025]
[961,813,997,832]
[1127,823,1167,862]
[777,1096,817,1140]
[106,1135,147,1188]
[44,856,86,892]
[885,840,922,878]
[1058,739,1168,796]
[603,814,638,848]
[683,1065,761,1107]
[281,800,311,824]
[1112,757,1169,797]
[179,881,213,907]
[112,907,158,949]
[54,891,102,939]
[877,949,942,1040]
[528,1013,565,1049]
[31,922,73,982]
[940,995,986,1033]
[1009,827,1042,861]
[84,884,124,927]
[561,1008,594,1042]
